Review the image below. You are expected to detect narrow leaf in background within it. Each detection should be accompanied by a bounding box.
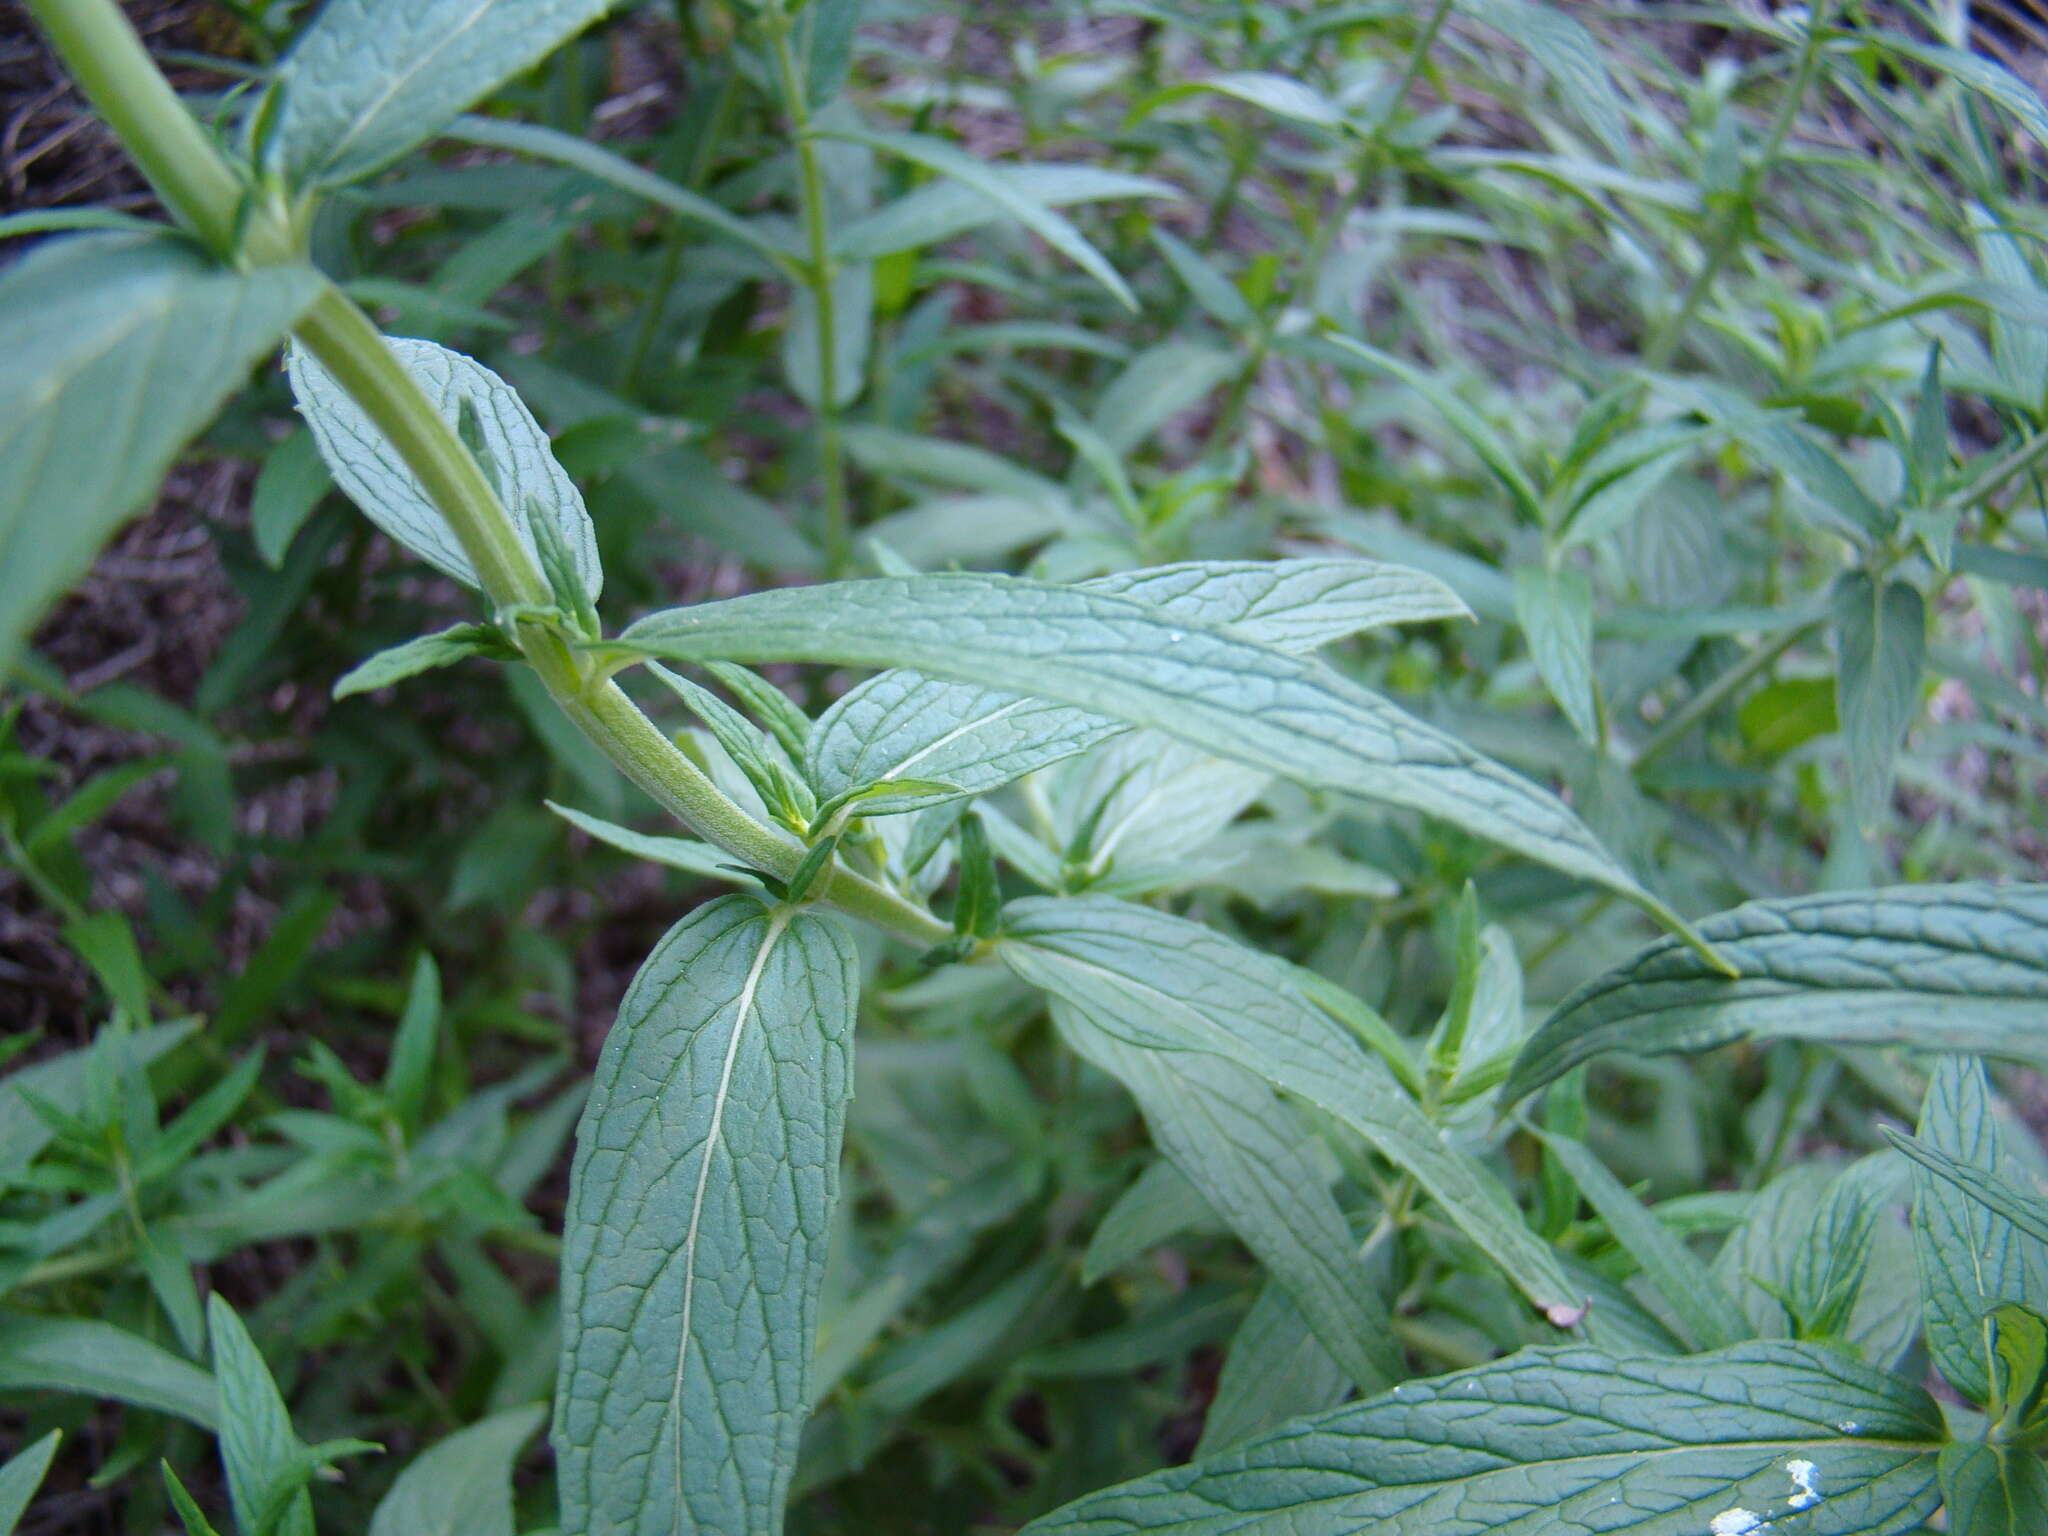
[1832,571,1926,832]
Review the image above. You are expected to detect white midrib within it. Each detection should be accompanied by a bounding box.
[669,907,790,1526]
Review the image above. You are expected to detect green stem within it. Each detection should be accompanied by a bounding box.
[769,9,853,575]
[1643,3,1831,370]
[1369,0,1455,139]
[1951,421,2048,512]
[24,0,293,264]
[1631,621,1817,771]
[33,0,949,950]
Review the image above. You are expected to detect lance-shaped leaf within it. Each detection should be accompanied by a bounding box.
[616,571,1687,937]
[817,126,1144,308]
[1001,898,1577,1315]
[1050,1001,1402,1395]
[805,559,1466,814]
[368,1404,545,1536]
[1938,1440,2048,1533]
[0,234,319,680]
[1197,1284,1350,1456]
[0,1313,216,1429]
[1912,1058,2048,1407]
[554,897,857,1536]
[288,336,600,598]
[1887,1130,2048,1255]
[1513,566,1600,745]
[1506,883,2048,1103]
[1019,1341,1944,1536]
[0,1430,59,1536]
[1833,572,1925,832]
[262,0,615,188]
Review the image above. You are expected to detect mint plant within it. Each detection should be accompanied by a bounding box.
[8,0,2048,1531]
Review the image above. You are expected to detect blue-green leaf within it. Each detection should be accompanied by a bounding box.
[0,234,320,680]
[555,897,857,1536]
[1507,884,2048,1103]
[1021,1341,1943,1535]
[1002,898,1579,1317]
[1050,1000,1401,1395]
[1832,572,1925,832]
[0,1430,58,1536]
[368,1405,544,1536]
[614,571,1687,939]
[264,0,615,188]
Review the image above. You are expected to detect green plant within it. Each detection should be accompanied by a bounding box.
[8,0,2048,1531]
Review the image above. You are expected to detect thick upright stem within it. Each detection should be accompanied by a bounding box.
[29,0,949,949]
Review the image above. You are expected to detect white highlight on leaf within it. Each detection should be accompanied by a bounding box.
[1709,1510,1765,1536]
[1786,1459,1821,1510]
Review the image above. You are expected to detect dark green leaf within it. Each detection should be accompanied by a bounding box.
[0,1312,215,1428]
[332,623,514,699]
[1021,1342,1943,1535]
[368,1404,543,1536]
[1508,884,2048,1102]
[0,1430,59,1536]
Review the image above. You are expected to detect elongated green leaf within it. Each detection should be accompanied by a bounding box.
[1912,1058,2048,1408]
[0,234,319,679]
[555,897,857,1536]
[288,336,600,597]
[1197,1284,1349,1456]
[0,1313,216,1428]
[1083,1162,1225,1284]
[1887,1130,2048,1255]
[545,801,745,883]
[1939,1440,2048,1532]
[1138,71,1348,130]
[1507,884,2048,1103]
[805,558,1463,816]
[209,1295,314,1536]
[447,117,800,277]
[0,1430,58,1536]
[1021,1341,1943,1535]
[369,1404,544,1536]
[333,622,515,699]
[1832,573,1925,832]
[1513,566,1599,744]
[1002,898,1578,1315]
[1873,31,2048,151]
[816,126,1142,308]
[1318,335,1543,523]
[1052,1001,1400,1394]
[0,1021,198,1180]
[834,164,1177,262]
[265,0,614,187]
[619,571,1685,936]
[1538,1133,1749,1351]
[251,429,331,568]
[1457,0,1633,164]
